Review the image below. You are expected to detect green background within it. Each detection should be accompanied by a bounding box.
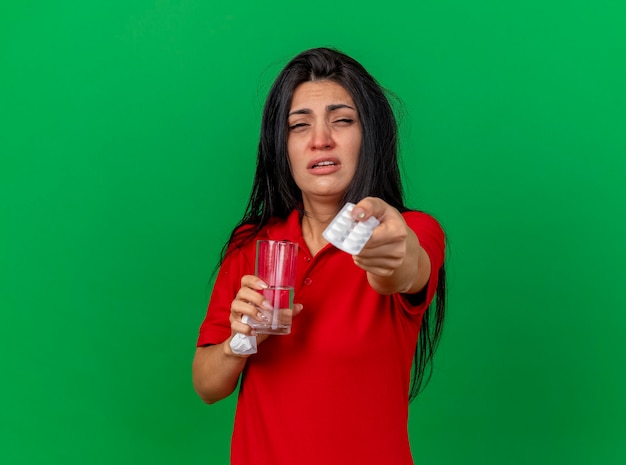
[2,1,625,464]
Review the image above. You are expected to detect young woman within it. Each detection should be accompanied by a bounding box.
[192,47,446,465]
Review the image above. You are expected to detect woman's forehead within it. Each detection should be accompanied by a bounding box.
[289,81,356,111]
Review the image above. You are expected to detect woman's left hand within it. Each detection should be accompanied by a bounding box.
[350,197,430,295]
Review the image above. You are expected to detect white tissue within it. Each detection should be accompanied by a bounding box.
[229,315,258,355]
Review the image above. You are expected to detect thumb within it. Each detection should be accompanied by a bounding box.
[293,303,304,317]
[351,197,387,222]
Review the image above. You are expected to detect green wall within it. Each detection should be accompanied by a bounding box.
[2,1,624,464]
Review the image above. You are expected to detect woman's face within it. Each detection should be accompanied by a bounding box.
[286,80,362,208]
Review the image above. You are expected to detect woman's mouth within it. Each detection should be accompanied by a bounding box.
[312,160,337,168]
[308,158,341,175]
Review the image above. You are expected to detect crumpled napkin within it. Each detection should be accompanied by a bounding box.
[229,315,258,355]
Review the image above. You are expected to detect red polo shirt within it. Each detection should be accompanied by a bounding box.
[197,209,445,465]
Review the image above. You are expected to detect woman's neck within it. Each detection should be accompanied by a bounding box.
[300,202,341,256]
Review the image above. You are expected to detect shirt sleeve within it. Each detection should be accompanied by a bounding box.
[196,242,255,347]
[394,211,446,315]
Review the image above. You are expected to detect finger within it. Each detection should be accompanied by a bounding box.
[237,275,274,319]
[353,255,396,275]
[355,240,405,259]
[241,274,269,291]
[350,197,388,222]
[231,319,255,336]
[237,286,273,309]
[353,250,403,266]
[358,216,409,255]
[272,303,303,327]
[232,291,273,323]
[357,236,397,254]
[230,320,271,345]
[353,249,404,272]
[231,301,267,324]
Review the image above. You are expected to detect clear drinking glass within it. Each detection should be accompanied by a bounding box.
[250,240,298,335]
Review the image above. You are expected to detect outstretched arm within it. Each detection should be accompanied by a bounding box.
[350,197,431,295]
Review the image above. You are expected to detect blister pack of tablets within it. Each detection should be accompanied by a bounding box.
[322,203,380,255]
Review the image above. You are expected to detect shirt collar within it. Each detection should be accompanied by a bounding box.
[265,209,303,243]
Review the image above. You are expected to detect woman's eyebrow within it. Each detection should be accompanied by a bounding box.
[288,108,311,117]
[327,103,355,112]
[288,104,355,117]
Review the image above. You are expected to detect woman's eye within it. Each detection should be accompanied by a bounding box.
[334,118,354,125]
[288,122,308,131]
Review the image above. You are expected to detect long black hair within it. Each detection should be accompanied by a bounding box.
[223,47,446,401]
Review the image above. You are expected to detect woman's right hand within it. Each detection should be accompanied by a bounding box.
[229,275,273,346]
[228,275,303,350]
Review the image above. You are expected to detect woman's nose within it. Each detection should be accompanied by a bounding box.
[310,124,334,150]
